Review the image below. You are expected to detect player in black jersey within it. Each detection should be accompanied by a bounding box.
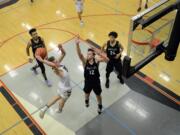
[102,31,124,88]
[26,28,51,87]
[76,38,107,114]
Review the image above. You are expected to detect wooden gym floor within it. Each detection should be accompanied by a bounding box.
[0,0,179,98]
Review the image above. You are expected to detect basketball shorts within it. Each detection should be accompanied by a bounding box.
[57,89,71,101]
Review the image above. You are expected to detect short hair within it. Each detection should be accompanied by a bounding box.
[108,31,118,38]
[88,48,95,55]
[29,28,37,35]
[48,56,55,62]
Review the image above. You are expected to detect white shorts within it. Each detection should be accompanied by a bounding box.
[76,4,83,13]
[57,89,71,101]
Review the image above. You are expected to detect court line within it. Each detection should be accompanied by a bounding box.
[0,80,46,135]
[0,37,137,135]
[1,28,179,105]
[0,1,27,15]
[1,11,170,48]
[1,38,178,134]
[0,13,124,48]
[83,38,180,105]
[0,36,76,134]
[94,0,170,21]
[70,79,137,135]
[135,73,180,105]
[0,78,84,135]
[0,4,178,101]
[0,27,77,48]
[70,39,137,135]
[0,35,76,77]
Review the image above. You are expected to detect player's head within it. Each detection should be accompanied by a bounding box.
[48,56,59,73]
[48,56,56,63]
[29,28,38,40]
[87,48,95,60]
[108,31,118,42]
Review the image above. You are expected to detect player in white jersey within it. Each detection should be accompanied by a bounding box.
[38,44,72,119]
[74,0,85,26]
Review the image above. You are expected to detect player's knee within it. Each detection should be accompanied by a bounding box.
[95,92,101,96]
[41,70,45,74]
[41,67,45,73]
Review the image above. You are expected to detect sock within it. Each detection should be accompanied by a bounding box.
[58,107,62,113]
[98,104,102,109]
[42,105,48,112]
[85,99,89,104]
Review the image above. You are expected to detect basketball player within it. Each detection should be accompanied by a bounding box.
[76,38,107,114]
[102,31,124,88]
[26,28,51,87]
[137,0,148,12]
[74,0,85,26]
[39,44,72,119]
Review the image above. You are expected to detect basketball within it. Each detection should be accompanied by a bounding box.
[35,48,47,59]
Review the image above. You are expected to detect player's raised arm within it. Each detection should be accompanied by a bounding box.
[75,38,86,66]
[101,42,107,52]
[57,44,66,63]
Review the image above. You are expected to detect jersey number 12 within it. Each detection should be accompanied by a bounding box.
[89,70,95,75]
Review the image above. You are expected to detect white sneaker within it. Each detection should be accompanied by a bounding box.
[45,80,52,87]
[80,20,84,26]
[55,108,62,113]
[39,110,45,119]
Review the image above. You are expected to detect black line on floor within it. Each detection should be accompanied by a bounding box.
[0,86,44,135]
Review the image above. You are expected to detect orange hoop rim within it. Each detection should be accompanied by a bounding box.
[131,29,153,46]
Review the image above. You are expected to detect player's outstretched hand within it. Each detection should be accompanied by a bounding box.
[75,35,80,45]
[28,57,33,63]
[58,44,62,49]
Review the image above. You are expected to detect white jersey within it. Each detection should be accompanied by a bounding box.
[75,0,83,5]
[57,65,72,92]
[75,0,83,12]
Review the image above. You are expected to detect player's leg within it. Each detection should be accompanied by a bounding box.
[114,61,124,84]
[105,61,114,88]
[85,92,90,106]
[30,55,39,74]
[78,11,83,21]
[56,91,71,113]
[96,95,102,114]
[76,4,84,25]
[57,98,65,113]
[137,0,142,12]
[93,81,103,114]
[145,0,148,9]
[83,81,92,107]
[36,59,47,80]
[36,59,51,86]
[39,96,61,119]
[31,64,39,75]
[85,92,90,107]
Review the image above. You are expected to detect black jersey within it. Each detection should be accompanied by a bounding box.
[106,40,121,60]
[31,37,45,54]
[84,59,100,81]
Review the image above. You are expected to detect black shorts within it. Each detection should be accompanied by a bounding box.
[83,79,102,95]
[106,59,122,73]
